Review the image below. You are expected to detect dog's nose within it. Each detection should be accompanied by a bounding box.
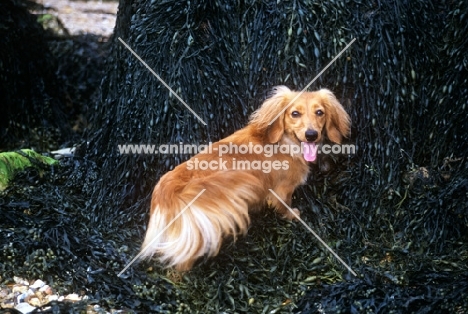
[305,129,318,142]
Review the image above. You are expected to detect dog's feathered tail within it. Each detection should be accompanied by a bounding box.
[139,171,264,271]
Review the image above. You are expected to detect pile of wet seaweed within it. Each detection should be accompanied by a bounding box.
[0,0,73,151]
[0,0,109,151]
[1,0,467,313]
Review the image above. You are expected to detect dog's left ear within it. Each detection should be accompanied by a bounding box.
[250,86,292,143]
[267,113,284,143]
[321,89,351,144]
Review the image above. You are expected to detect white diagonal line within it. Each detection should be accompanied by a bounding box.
[268,189,357,277]
[118,189,206,277]
[268,38,356,126]
[117,37,207,126]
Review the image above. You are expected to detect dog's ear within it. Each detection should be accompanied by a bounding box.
[267,113,284,143]
[320,89,351,144]
[249,86,292,143]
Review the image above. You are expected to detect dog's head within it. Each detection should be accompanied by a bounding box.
[250,86,351,162]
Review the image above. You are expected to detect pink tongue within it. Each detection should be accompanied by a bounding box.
[303,142,317,162]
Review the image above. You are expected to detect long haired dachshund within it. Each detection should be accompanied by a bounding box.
[140,86,351,271]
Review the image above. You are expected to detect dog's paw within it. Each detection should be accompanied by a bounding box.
[283,207,301,221]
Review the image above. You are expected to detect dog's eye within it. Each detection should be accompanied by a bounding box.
[291,111,301,118]
[316,110,324,116]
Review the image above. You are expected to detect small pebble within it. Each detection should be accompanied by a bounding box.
[65,293,81,301]
[15,302,37,314]
[30,279,46,289]
[14,276,29,286]
[39,284,53,295]
[12,285,28,294]
[28,297,42,307]
[46,294,59,302]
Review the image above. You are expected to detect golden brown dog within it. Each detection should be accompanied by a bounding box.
[140,86,351,271]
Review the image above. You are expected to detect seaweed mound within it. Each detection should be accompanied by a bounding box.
[0,0,71,150]
[84,0,467,311]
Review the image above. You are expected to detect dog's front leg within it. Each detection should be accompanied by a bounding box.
[268,186,300,220]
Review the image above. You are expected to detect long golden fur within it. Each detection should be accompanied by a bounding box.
[140,86,351,271]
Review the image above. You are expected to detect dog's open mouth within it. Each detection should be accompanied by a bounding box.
[302,142,317,162]
[293,133,318,162]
